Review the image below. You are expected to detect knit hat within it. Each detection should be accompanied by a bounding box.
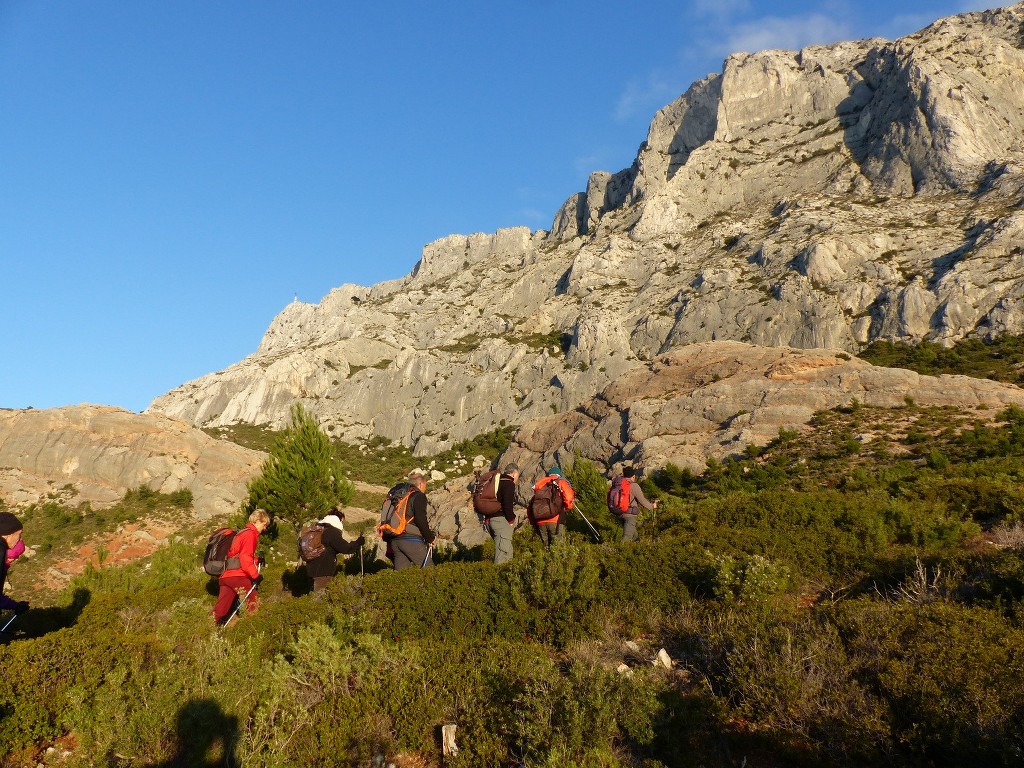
[548,466,562,477]
[0,512,23,536]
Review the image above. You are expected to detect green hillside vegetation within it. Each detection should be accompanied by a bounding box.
[860,333,1024,384]
[205,422,517,489]
[4,402,1024,764]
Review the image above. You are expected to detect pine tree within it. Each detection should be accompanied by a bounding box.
[244,403,354,522]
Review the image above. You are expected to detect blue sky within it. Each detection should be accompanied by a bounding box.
[0,0,997,413]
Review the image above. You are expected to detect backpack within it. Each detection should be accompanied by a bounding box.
[203,527,240,576]
[608,477,632,516]
[471,469,502,515]
[297,523,326,562]
[377,482,417,540]
[530,478,565,523]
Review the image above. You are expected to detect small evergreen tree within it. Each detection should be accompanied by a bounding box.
[244,403,353,523]
[565,454,618,542]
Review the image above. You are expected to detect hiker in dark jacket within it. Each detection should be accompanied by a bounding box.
[616,466,657,543]
[0,512,29,616]
[485,464,520,565]
[305,507,365,592]
[392,472,438,570]
[213,508,269,625]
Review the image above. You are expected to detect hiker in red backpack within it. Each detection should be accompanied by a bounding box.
[528,467,575,547]
[0,513,29,619]
[213,508,270,625]
[609,466,657,543]
[483,463,520,564]
[392,472,438,570]
[305,507,365,592]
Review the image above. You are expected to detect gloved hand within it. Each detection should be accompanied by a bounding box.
[13,600,29,614]
[355,535,366,548]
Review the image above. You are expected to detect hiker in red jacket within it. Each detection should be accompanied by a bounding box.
[213,508,270,625]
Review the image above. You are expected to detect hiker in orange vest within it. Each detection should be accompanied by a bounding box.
[213,508,270,625]
[528,467,575,547]
[609,466,657,543]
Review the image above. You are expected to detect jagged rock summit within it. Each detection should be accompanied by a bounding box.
[149,4,1024,455]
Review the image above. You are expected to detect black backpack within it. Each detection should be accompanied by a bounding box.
[377,482,417,541]
[203,527,240,576]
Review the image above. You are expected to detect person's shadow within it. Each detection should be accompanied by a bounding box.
[1,587,91,642]
[154,699,239,767]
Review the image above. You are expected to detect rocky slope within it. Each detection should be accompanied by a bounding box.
[500,340,1024,480]
[149,4,1024,456]
[0,406,264,518]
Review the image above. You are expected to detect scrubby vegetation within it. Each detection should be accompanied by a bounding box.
[860,333,1024,384]
[5,397,1024,765]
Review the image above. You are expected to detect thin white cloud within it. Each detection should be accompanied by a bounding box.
[709,13,854,57]
[616,70,681,121]
[690,0,751,20]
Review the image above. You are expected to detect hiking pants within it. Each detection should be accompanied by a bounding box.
[487,516,514,564]
[214,575,258,624]
[621,513,639,543]
[312,576,333,593]
[536,521,562,547]
[393,538,432,570]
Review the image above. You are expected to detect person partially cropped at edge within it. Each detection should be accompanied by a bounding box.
[305,506,365,591]
[392,472,438,569]
[0,512,29,617]
[213,508,270,625]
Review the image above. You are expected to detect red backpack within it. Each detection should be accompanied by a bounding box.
[530,478,565,522]
[608,477,631,516]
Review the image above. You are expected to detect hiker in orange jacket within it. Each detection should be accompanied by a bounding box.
[213,508,270,625]
[528,467,574,547]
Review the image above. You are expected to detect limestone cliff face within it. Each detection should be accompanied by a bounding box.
[0,406,264,519]
[149,4,1024,454]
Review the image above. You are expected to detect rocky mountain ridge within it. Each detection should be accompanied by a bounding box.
[147,4,1024,457]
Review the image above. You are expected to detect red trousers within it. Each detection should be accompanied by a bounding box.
[214,575,259,624]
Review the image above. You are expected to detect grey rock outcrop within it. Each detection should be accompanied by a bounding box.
[499,340,1024,480]
[148,4,1024,455]
[0,406,264,518]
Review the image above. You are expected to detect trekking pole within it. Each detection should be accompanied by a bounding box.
[359,543,364,578]
[0,612,17,634]
[574,505,602,543]
[223,565,261,628]
[421,542,434,568]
